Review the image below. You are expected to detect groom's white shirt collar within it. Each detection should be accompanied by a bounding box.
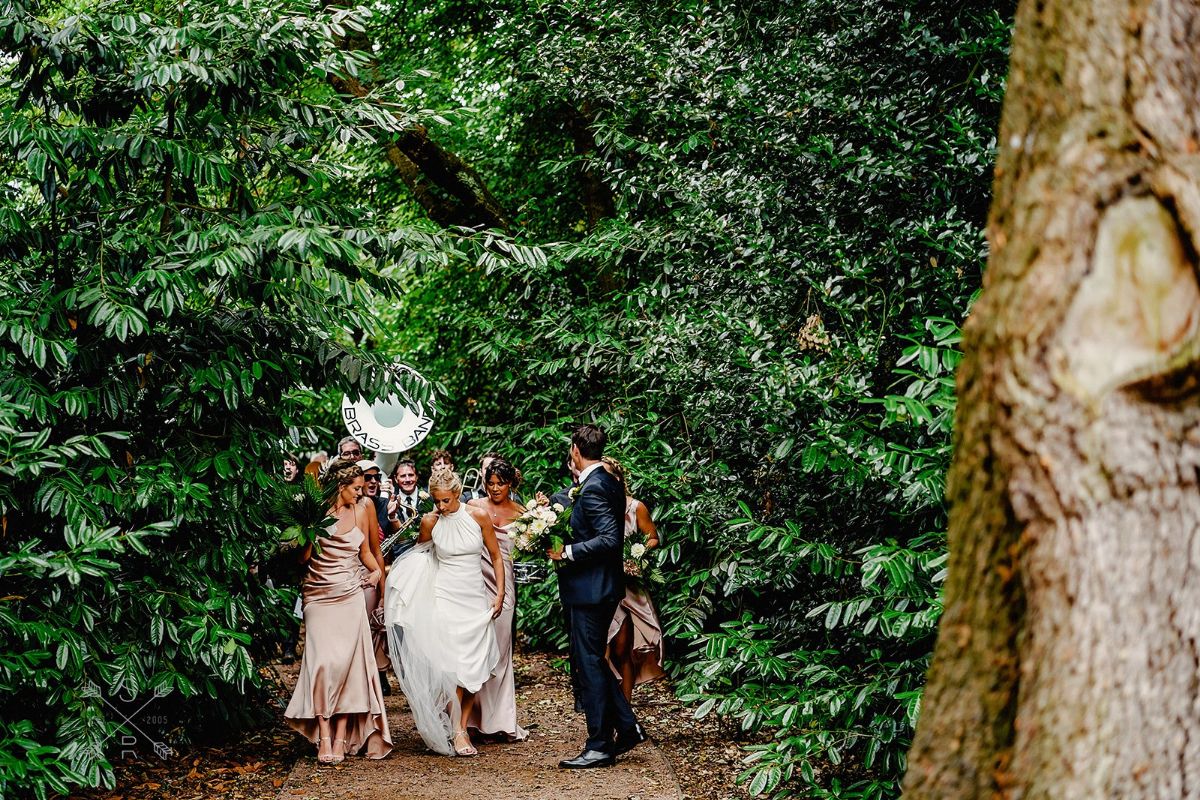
[577,462,603,486]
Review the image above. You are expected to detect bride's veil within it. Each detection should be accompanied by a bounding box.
[384,541,460,755]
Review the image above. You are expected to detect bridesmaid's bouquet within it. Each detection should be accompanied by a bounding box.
[623,532,665,590]
[511,499,567,560]
[270,473,337,555]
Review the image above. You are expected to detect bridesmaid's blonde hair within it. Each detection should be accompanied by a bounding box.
[428,465,462,495]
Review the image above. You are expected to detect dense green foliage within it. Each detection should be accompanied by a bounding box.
[0,1,431,796]
[369,1,1010,797]
[0,0,1011,797]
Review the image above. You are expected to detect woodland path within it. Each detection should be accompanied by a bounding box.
[276,652,684,800]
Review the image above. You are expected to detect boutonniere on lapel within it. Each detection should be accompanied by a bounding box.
[568,485,581,502]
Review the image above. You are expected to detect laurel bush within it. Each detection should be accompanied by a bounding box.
[0,2,432,795]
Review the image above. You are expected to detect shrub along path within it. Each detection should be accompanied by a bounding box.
[277,651,682,800]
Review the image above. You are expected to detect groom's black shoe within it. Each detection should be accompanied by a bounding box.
[612,723,649,757]
[559,749,615,769]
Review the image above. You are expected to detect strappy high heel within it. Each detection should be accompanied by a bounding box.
[332,738,348,764]
[317,736,336,763]
[453,730,478,757]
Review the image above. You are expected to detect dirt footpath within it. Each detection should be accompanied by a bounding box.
[277,653,683,800]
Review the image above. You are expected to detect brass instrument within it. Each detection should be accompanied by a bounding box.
[379,509,423,556]
[461,466,482,498]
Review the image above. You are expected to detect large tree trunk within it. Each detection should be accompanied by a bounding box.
[903,1,1200,798]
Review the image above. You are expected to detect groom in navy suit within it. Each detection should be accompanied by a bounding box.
[548,424,647,768]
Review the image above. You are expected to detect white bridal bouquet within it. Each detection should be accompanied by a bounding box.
[512,499,567,558]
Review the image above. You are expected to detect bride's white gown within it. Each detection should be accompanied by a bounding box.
[384,506,500,754]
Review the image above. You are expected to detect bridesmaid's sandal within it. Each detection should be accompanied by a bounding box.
[453,730,478,757]
[332,738,348,764]
[317,736,336,764]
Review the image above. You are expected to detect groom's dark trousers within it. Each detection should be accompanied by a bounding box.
[557,468,639,753]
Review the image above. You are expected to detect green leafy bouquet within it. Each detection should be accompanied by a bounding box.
[270,473,337,555]
[623,531,665,590]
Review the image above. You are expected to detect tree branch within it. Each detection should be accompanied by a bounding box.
[324,18,510,233]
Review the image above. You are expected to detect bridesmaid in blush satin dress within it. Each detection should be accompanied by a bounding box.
[284,459,393,763]
[465,457,530,742]
[601,457,667,702]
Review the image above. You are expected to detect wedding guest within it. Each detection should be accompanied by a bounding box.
[425,450,456,500]
[276,452,305,662]
[357,459,396,692]
[387,459,425,560]
[284,458,392,763]
[358,459,400,539]
[337,437,363,461]
[462,451,501,502]
[548,455,584,712]
[282,452,303,485]
[304,450,328,480]
[430,449,454,472]
[384,467,503,757]
[601,456,667,702]
[391,459,424,520]
[465,457,529,742]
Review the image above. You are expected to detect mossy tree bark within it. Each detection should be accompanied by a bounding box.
[903,0,1200,797]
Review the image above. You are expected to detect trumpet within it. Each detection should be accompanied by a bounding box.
[379,510,423,557]
[461,466,482,497]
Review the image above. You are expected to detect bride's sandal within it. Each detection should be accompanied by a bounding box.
[332,738,348,764]
[317,736,335,764]
[453,730,478,757]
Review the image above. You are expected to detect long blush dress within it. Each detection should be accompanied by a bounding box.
[284,523,392,758]
[606,499,667,687]
[465,519,529,740]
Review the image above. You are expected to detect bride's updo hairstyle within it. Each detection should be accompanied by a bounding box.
[484,456,522,490]
[428,465,463,496]
[321,457,363,490]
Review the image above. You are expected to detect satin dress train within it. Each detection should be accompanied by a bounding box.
[607,499,667,688]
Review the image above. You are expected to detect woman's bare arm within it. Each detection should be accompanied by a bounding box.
[417,513,436,543]
[472,506,505,618]
[358,534,382,586]
[634,498,660,548]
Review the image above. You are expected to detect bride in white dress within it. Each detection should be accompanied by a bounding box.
[384,467,504,756]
